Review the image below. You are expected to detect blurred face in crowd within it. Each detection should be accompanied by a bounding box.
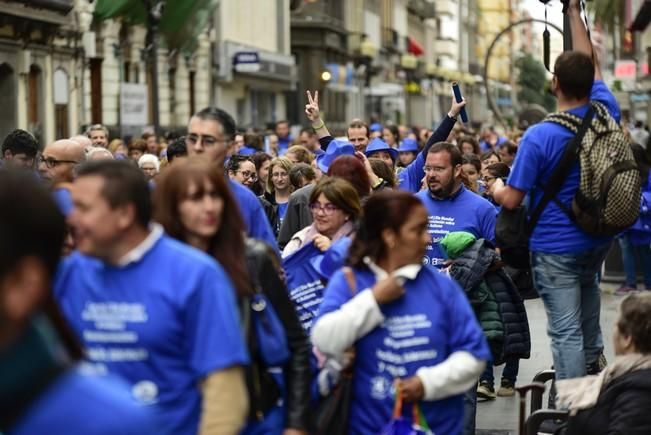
[384,204,430,266]
[275,122,290,140]
[419,129,431,144]
[382,128,397,147]
[258,159,271,186]
[424,151,461,199]
[347,126,369,153]
[498,146,515,166]
[4,150,34,169]
[460,141,476,156]
[140,163,158,181]
[310,159,323,182]
[89,129,108,148]
[146,136,159,155]
[234,134,245,153]
[462,163,480,189]
[270,164,290,192]
[68,175,133,260]
[398,125,409,140]
[299,131,318,151]
[311,193,348,239]
[230,160,257,188]
[481,154,500,172]
[399,151,417,167]
[38,140,83,186]
[370,151,394,169]
[186,116,231,166]
[129,148,144,162]
[178,178,224,244]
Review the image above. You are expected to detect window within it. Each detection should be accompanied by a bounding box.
[90,59,103,123]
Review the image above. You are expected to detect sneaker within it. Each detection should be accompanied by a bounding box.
[497,378,515,397]
[477,380,496,400]
[615,284,636,296]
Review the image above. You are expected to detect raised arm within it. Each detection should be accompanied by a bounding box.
[566,0,601,80]
[423,96,466,154]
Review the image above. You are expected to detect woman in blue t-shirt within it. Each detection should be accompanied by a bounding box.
[312,191,491,435]
[154,157,311,435]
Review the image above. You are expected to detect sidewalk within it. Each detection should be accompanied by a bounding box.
[475,285,621,434]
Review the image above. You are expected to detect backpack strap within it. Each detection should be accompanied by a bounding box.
[527,104,595,233]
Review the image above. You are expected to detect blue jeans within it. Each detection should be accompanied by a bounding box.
[462,387,476,435]
[531,244,610,380]
[618,235,651,288]
[481,356,520,386]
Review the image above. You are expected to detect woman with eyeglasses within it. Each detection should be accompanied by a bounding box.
[153,157,311,435]
[481,162,510,210]
[264,157,294,237]
[227,155,258,189]
[282,177,361,258]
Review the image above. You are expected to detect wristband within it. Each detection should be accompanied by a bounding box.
[447,111,458,120]
[312,119,325,130]
[372,177,385,189]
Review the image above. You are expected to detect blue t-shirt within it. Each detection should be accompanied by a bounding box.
[416,186,497,268]
[317,266,490,435]
[507,80,620,254]
[229,180,278,251]
[277,201,288,224]
[11,369,159,435]
[283,242,325,332]
[54,235,249,435]
[278,136,293,154]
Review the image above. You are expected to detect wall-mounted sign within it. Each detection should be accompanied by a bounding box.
[120,83,148,127]
[233,51,261,73]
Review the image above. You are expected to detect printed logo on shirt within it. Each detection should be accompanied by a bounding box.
[81,302,150,363]
[370,376,393,400]
[132,380,159,404]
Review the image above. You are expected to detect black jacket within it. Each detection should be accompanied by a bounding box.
[244,239,311,430]
[277,184,314,249]
[449,239,531,364]
[563,368,651,435]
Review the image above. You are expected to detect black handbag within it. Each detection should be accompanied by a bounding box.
[309,267,357,435]
[496,107,594,269]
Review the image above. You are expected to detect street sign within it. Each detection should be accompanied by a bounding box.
[233,51,261,73]
[120,83,148,127]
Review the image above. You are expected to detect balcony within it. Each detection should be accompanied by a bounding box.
[436,38,457,58]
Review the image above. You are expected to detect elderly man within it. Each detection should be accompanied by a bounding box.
[38,139,85,217]
[38,139,85,187]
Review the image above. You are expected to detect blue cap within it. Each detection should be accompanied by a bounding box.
[238,146,256,156]
[365,137,398,161]
[316,140,355,173]
[369,123,383,133]
[398,138,419,153]
[310,237,353,279]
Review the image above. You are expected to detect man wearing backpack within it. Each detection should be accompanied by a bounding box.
[489,0,631,381]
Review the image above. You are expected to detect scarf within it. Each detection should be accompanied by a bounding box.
[556,353,651,415]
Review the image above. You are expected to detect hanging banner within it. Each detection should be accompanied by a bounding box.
[120,83,148,127]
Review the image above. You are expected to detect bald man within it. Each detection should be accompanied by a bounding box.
[70,134,93,149]
[38,139,86,187]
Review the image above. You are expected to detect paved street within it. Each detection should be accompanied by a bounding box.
[475,284,621,434]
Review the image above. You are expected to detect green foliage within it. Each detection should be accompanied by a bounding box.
[588,0,623,34]
[515,53,556,112]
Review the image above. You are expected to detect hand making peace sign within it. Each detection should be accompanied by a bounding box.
[305,90,321,123]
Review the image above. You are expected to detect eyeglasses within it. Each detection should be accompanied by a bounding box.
[481,176,497,183]
[309,202,339,215]
[185,134,229,148]
[423,166,446,174]
[271,172,289,178]
[236,170,258,181]
[39,156,79,168]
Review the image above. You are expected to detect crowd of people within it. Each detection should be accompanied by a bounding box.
[2,1,651,434]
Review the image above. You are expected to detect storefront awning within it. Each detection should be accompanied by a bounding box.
[407,36,424,56]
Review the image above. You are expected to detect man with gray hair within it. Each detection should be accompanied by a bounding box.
[85,124,109,148]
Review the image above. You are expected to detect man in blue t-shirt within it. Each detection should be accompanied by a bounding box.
[490,0,617,381]
[186,107,278,250]
[54,160,249,435]
[416,142,497,269]
[0,168,158,435]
